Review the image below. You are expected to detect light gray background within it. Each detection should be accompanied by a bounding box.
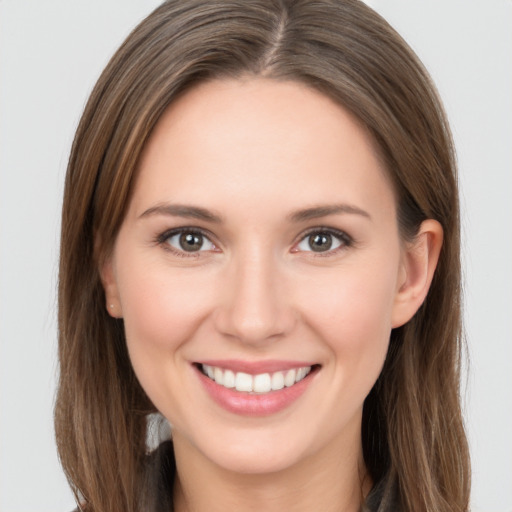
[0,1,510,511]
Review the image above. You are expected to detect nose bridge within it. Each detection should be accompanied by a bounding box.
[215,244,294,343]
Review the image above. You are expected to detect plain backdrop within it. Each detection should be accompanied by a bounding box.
[0,1,511,511]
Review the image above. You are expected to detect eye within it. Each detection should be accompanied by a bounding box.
[161,229,216,254]
[295,229,351,254]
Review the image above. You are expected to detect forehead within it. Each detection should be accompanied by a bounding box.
[128,78,396,223]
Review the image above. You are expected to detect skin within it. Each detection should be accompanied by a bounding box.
[101,78,443,512]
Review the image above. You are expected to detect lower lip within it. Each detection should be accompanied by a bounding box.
[195,366,316,417]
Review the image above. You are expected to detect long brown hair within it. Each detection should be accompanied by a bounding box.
[55,1,470,511]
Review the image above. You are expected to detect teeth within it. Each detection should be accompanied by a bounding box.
[235,372,253,392]
[223,369,235,388]
[296,367,307,382]
[201,364,312,393]
[284,369,296,387]
[271,371,285,391]
[253,373,272,393]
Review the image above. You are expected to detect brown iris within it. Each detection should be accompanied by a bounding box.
[179,232,204,251]
[308,233,333,252]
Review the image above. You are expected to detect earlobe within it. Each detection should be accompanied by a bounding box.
[100,257,123,319]
[391,219,443,328]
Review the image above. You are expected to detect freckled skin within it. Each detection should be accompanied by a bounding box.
[102,78,441,512]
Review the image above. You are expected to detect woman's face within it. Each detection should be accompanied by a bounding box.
[103,78,418,474]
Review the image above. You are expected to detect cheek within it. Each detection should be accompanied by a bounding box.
[115,259,215,382]
[115,260,222,424]
[298,254,400,367]
[119,259,210,336]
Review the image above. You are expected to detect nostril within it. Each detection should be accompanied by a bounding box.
[212,300,297,344]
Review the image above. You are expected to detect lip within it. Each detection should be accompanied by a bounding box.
[193,361,319,416]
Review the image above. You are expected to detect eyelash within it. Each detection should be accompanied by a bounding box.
[155,227,215,258]
[155,226,354,257]
[294,227,354,257]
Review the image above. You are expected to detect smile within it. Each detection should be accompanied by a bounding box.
[200,364,312,394]
[194,361,319,416]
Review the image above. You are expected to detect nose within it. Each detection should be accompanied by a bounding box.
[213,251,296,345]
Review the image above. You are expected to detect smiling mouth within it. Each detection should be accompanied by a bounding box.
[197,363,319,394]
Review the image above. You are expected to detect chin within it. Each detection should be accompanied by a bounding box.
[176,423,312,476]
[206,441,306,475]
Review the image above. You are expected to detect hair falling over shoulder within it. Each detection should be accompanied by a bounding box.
[55,1,470,511]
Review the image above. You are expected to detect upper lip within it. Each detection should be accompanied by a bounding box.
[195,359,318,375]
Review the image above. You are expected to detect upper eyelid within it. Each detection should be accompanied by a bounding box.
[295,226,352,243]
[292,227,353,255]
[157,226,215,243]
[155,227,217,256]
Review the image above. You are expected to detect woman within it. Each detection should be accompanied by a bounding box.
[55,1,470,511]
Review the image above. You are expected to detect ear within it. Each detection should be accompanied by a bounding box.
[99,256,123,319]
[391,219,443,328]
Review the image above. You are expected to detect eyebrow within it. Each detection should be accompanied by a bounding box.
[139,203,223,223]
[138,202,371,224]
[288,204,372,222]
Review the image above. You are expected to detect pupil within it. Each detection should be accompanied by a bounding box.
[309,233,332,252]
[180,232,203,251]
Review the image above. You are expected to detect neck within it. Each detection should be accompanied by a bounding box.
[171,429,370,512]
